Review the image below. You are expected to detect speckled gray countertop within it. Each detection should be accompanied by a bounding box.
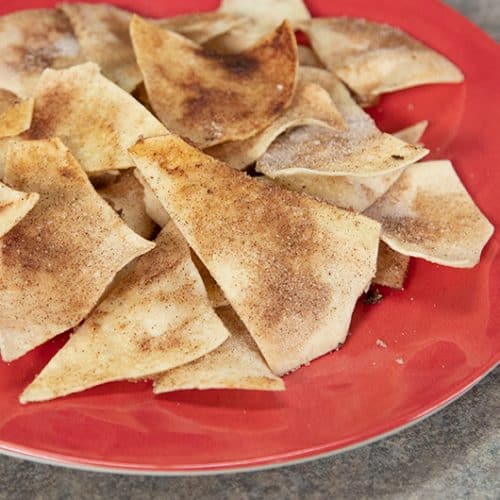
[1,2,499,499]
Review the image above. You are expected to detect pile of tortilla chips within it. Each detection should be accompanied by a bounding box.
[0,1,493,404]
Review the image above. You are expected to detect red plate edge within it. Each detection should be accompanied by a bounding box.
[0,0,499,474]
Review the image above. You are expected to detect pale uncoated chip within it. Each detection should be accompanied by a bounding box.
[98,169,157,239]
[374,241,410,289]
[0,138,154,362]
[206,80,346,170]
[0,8,84,98]
[257,67,428,178]
[20,220,230,403]
[298,45,324,68]
[133,170,171,227]
[394,121,428,145]
[130,135,381,376]
[0,98,34,139]
[131,16,298,148]
[364,160,494,268]
[302,17,464,99]
[23,62,168,172]
[0,181,39,238]
[159,12,247,45]
[59,2,143,93]
[154,306,284,393]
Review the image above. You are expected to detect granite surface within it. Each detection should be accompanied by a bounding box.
[1,1,499,499]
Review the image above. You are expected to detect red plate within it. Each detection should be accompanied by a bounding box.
[0,0,499,474]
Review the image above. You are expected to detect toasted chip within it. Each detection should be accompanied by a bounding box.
[131,16,298,148]
[0,98,34,139]
[268,118,428,212]
[257,68,428,178]
[302,17,464,99]
[374,241,410,289]
[130,135,381,375]
[59,3,142,93]
[190,251,229,309]
[206,80,346,170]
[365,160,494,268]
[98,169,156,239]
[133,170,171,227]
[0,9,84,98]
[298,45,324,68]
[159,12,246,44]
[154,306,283,393]
[23,62,167,172]
[0,138,154,361]
[0,181,39,238]
[0,89,20,114]
[219,0,310,28]
[20,220,230,403]
[393,120,428,145]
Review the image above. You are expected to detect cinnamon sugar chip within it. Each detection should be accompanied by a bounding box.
[130,135,381,375]
[0,8,84,98]
[0,138,154,362]
[154,306,284,393]
[365,160,494,268]
[302,17,463,100]
[20,220,229,403]
[0,180,39,238]
[131,16,298,148]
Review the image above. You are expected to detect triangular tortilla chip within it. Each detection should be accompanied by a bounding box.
[394,120,428,145]
[0,181,39,238]
[0,9,84,98]
[302,17,464,99]
[133,170,171,227]
[59,3,142,93]
[257,68,428,178]
[0,138,154,361]
[159,12,246,44]
[0,98,34,139]
[374,241,410,289]
[0,89,20,114]
[190,251,229,309]
[365,160,494,268]
[154,306,284,393]
[98,169,157,239]
[267,118,429,212]
[298,45,324,68]
[20,220,230,403]
[23,62,168,172]
[203,20,262,54]
[129,135,381,375]
[131,16,298,148]
[206,79,346,170]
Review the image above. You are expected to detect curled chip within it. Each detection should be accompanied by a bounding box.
[0,8,84,98]
[0,138,154,362]
[301,17,463,100]
[20,220,230,403]
[365,160,494,268]
[131,16,298,148]
[154,306,284,394]
[130,135,381,376]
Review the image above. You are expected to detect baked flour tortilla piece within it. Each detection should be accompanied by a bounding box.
[133,170,171,227]
[394,121,428,145]
[98,169,157,239]
[0,89,20,114]
[206,79,346,170]
[298,46,324,68]
[154,306,284,393]
[0,9,84,98]
[257,68,428,178]
[131,16,298,148]
[0,138,154,362]
[302,17,464,100]
[59,2,142,93]
[20,220,230,404]
[23,62,168,173]
[159,12,246,45]
[0,181,39,238]
[190,251,229,309]
[374,241,410,289]
[365,160,494,268]
[0,98,34,139]
[130,135,381,375]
